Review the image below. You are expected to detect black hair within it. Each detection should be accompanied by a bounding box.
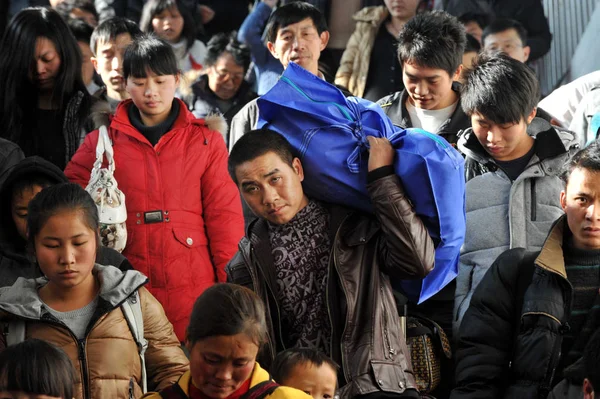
[228,129,296,185]
[0,7,91,144]
[11,175,57,203]
[461,51,539,124]
[68,17,94,44]
[90,16,142,56]
[560,141,600,185]
[271,348,339,385]
[397,10,466,76]
[458,12,491,31]
[27,182,99,251]
[464,33,481,54]
[0,338,75,398]
[123,33,180,79]
[265,2,328,44]
[482,18,528,47]
[55,0,98,25]
[205,32,251,72]
[140,0,196,51]
[186,283,268,348]
[584,329,600,393]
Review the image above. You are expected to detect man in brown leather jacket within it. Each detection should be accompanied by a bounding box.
[226,129,435,399]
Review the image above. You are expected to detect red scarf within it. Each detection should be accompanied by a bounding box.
[189,378,252,399]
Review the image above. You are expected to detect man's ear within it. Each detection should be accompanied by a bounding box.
[526,107,537,124]
[267,41,279,60]
[522,45,531,63]
[583,378,595,399]
[560,190,567,212]
[292,157,304,181]
[319,30,330,51]
[453,65,463,82]
[91,57,98,73]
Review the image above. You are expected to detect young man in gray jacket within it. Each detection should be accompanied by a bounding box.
[453,52,580,334]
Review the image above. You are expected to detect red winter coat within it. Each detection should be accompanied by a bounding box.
[65,99,244,340]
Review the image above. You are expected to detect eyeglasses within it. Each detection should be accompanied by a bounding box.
[486,42,523,53]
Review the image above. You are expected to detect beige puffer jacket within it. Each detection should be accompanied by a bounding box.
[334,6,389,97]
[0,264,189,399]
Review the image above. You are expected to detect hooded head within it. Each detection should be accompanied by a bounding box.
[0,157,68,257]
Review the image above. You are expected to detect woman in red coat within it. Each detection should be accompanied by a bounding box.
[65,34,244,341]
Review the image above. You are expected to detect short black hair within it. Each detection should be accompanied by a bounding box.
[0,339,76,398]
[560,141,600,185]
[140,0,196,51]
[265,2,328,44]
[228,129,296,185]
[461,52,539,124]
[55,0,98,24]
[464,33,481,53]
[123,34,180,79]
[397,10,466,76]
[482,18,528,47]
[68,17,94,44]
[90,17,142,56]
[271,348,339,384]
[458,12,491,31]
[584,329,600,392]
[205,32,251,72]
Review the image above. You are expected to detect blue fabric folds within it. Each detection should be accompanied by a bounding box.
[257,63,466,303]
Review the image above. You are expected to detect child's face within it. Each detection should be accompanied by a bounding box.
[11,185,45,240]
[34,210,97,292]
[152,6,184,43]
[471,110,536,162]
[281,362,337,399]
[126,70,179,126]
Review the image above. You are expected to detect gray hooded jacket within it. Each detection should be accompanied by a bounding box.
[453,118,580,336]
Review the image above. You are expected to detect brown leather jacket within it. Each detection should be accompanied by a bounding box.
[226,174,435,398]
[0,265,189,399]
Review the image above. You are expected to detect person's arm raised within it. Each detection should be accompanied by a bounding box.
[366,136,435,280]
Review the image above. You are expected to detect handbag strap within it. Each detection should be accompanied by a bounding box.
[92,126,115,174]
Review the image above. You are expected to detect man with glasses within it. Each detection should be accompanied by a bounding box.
[188,32,257,147]
[482,18,531,63]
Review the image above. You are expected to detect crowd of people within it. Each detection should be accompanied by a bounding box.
[0,0,599,399]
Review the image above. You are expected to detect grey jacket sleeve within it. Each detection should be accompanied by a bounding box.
[228,99,259,152]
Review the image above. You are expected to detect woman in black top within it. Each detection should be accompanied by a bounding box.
[0,8,98,169]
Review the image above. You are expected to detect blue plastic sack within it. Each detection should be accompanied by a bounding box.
[257,63,466,303]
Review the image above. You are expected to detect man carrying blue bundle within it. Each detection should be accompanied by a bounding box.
[226,128,434,399]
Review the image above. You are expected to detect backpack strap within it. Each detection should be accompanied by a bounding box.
[240,380,279,399]
[122,291,148,393]
[3,320,25,347]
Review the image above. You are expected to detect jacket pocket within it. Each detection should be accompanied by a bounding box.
[172,228,208,249]
[169,228,211,287]
[370,360,409,393]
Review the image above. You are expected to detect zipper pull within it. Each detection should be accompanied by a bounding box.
[129,378,135,399]
[78,339,86,360]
